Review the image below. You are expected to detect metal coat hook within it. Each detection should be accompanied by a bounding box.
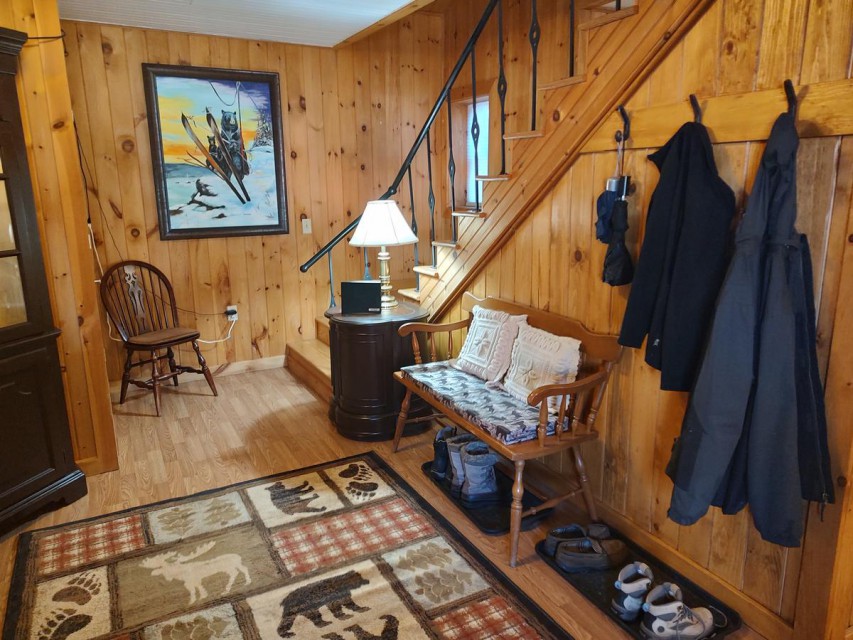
[784,79,797,118]
[615,105,630,143]
[689,94,702,123]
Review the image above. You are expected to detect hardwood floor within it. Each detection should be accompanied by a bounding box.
[0,368,763,639]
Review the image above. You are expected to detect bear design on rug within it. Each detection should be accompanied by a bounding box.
[338,463,379,501]
[277,570,370,638]
[267,480,327,516]
[321,614,399,640]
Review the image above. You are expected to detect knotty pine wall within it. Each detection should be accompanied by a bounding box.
[437,1,852,638]
[0,2,117,474]
[61,15,444,381]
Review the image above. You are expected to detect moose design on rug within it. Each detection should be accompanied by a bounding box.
[140,541,251,605]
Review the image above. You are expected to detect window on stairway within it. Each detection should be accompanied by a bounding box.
[466,99,489,207]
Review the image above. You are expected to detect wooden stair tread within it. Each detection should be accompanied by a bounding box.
[475,174,512,182]
[413,265,441,278]
[397,288,422,302]
[452,210,488,218]
[578,5,638,30]
[285,339,332,402]
[504,130,544,140]
[539,75,586,91]
[432,240,462,249]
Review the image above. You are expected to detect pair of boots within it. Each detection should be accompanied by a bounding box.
[432,427,500,505]
[612,563,716,639]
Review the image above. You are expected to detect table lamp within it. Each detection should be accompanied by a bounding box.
[349,200,418,309]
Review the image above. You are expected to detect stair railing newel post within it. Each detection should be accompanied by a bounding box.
[426,132,437,269]
[471,45,481,212]
[447,100,458,242]
[529,0,541,131]
[407,165,420,292]
[327,252,336,308]
[497,0,508,176]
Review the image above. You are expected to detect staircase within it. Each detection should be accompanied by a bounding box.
[286,0,714,394]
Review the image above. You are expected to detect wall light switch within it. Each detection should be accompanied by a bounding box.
[301,217,312,234]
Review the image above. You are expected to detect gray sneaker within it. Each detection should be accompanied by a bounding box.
[611,562,654,622]
[640,583,714,640]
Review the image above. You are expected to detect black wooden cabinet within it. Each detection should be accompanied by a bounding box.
[0,28,86,535]
[326,301,431,440]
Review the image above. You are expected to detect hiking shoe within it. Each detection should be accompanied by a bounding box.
[431,425,457,481]
[612,562,654,622]
[554,537,628,573]
[446,434,478,496]
[543,523,613,557]
[640,583,714,640]
[460,441,501,506]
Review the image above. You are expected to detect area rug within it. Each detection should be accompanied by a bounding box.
[4,452,573,640]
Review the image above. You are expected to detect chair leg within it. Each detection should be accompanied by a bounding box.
[392,388,412,453]
[572,445,599,522]
[167,347,178,386]
[192,340,218,396]
[510,459,526,568]
[151,350,161,417]
[120,350,133,404]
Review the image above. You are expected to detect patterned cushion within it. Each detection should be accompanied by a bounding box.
[401,360,558,445]
[502,322,582,412]
[453,306,527,382]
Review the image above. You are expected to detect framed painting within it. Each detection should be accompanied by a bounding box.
[142,64,288,240]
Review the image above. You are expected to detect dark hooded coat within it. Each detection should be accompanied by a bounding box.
[666,113,833,547]
[618,122,736,391]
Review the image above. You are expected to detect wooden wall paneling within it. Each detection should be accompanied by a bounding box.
[397,18,417,276]
[718,0,763,95]
[351,38,376,280]
[754,0,807,90]
[548,167,570,319]
[320,47,347,311]
[798,0,853,85]
[530,192,550,312]
[283,44,316,340]
[332,44,359,284]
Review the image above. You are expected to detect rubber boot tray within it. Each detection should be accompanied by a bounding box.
[420,461,552,535]
[535,529,741,639]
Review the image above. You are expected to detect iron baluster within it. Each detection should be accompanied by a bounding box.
[447,100,458,242]
[426,133,437,268]
[497,0,507,175]
[471,47,481,211]
[407,165,420,291]
[529,0,541,131]
[327,252,336,308]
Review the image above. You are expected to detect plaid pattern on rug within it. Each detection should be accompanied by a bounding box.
[3,453,573,640]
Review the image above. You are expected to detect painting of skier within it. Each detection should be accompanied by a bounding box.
[143,64,288,240]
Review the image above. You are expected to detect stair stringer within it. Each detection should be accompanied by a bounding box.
[418,0,716,321]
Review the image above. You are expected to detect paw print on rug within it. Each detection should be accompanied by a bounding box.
[36,607,92,640]
[338,463,379,501]
[51,571,101,606]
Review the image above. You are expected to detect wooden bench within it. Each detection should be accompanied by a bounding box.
[392,293,622,567]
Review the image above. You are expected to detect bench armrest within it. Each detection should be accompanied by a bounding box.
[525,369,609,405]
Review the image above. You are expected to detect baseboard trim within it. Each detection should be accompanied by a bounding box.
[108,355,286,403]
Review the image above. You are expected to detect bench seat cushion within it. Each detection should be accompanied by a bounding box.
[400,360,558,445]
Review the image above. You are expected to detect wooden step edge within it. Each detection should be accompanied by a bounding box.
[432,241,462,249]
[538,75,586,91]
[475,174,512,182]
[578,5,639,31]
[285,340,332,402]
[451,210,488,219]
[315,315,330,346]
[397,288,422,302]
[503,130,544,141]
[413,265,440,278]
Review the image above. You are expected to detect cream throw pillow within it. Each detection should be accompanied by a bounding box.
[502,322,582,412]
[454,306,527,382]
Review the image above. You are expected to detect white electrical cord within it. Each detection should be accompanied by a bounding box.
[88,222,237,345]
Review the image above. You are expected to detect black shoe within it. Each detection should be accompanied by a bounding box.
[431,426,457,481]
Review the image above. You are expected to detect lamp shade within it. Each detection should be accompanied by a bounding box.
[349,200,418,247]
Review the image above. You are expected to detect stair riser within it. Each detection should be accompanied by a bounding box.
[285,345,332,403]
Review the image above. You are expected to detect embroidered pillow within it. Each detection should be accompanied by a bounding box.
[454,306,527,382]
[502,322,582,412]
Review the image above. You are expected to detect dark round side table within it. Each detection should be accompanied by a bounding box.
[325,301,432,441]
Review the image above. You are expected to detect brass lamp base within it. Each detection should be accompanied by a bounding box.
[378,246,397,309]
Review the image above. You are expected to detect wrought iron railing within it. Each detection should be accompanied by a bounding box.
[299,0,579,308]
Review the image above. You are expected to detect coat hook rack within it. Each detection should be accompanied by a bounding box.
[615,104,630,143]
[689,94,702,123]
[784,79,797,118]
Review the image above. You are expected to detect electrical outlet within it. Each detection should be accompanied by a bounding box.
[225,305,238,322]
[301,217,312,234]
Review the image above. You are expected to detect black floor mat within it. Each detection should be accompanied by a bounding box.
[535,530,742,639]
[420,460,552,535]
